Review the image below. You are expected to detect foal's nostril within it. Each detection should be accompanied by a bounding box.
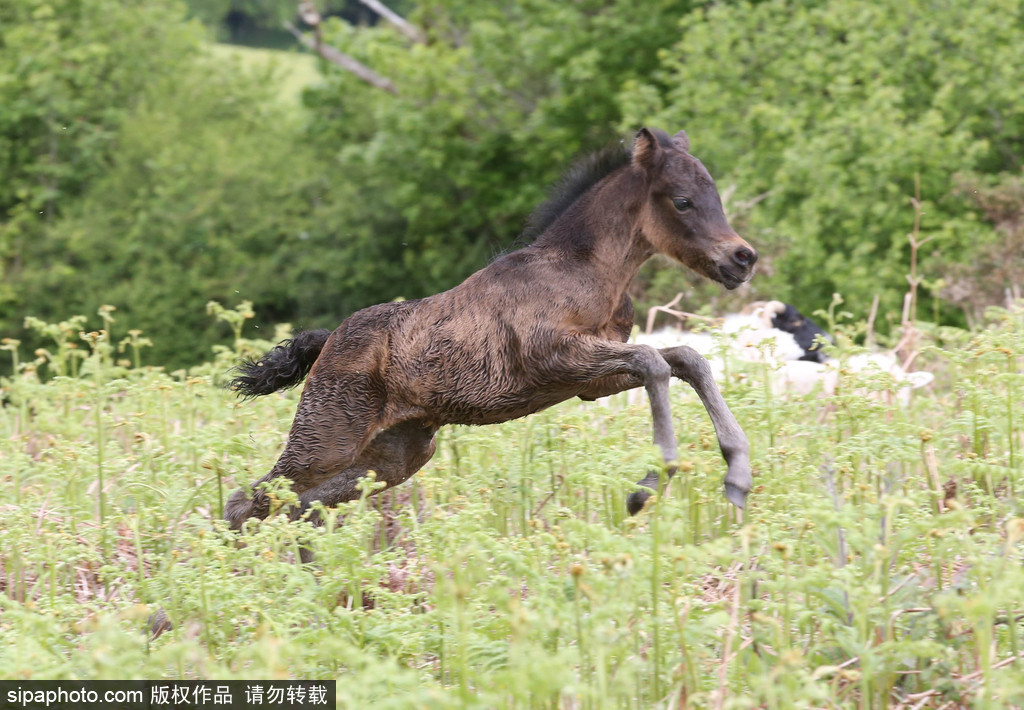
[732,247,758,269]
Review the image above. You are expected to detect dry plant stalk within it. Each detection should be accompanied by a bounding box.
[645,292,720,334]
[895,174,936,369]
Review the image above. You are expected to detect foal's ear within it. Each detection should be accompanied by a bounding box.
[632,128,660,169]
[672,129,690,153]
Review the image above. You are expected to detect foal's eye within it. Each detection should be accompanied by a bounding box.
[672,197,693,211]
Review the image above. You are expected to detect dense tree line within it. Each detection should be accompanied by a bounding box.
[627,0,1024,328]
[1,0,1021,370]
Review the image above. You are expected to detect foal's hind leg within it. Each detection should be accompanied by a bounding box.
[292,421,435,564]
[291,420,437,523]
[225,372,385,530]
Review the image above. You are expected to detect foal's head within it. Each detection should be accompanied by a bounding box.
[631,128,757,290]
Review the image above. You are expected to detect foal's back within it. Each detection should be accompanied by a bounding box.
[378,246,603,425]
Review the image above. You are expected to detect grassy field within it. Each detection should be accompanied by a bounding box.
[207,43,321,106]
[1,303,1022,708]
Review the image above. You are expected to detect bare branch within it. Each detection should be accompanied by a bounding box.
[298,0,321,25]
[358,0,424,43]
[284,21,397,95]
[645,292,718,334]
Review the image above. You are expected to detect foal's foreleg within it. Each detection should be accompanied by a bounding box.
[659,345,751,508]
[576,346,752,511]
[564,340,678,514]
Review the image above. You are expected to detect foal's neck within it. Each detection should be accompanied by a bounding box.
[583,168,654,296]
[531,165,653,308]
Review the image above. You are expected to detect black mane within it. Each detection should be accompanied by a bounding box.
[520,143,632,243]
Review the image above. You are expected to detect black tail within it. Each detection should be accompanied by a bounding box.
[229,329,332,398]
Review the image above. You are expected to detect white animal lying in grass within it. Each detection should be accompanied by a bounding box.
[772,353,934,406]
[616,301,933,406]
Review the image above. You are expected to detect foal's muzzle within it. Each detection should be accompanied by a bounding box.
[718,242,758,289]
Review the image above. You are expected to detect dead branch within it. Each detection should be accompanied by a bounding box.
[865,294,879,349]
[358,0,424,43]
[897,174,937,368]
[645,292,719,334]
[719,184,773,224]
[284,21,397,95]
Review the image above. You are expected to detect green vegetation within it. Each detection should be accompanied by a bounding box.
[207,44,320,106]
[3,0,1022,371]
[624,0,1024,326]
[1,304,1022,706]
[2,1,1022,702]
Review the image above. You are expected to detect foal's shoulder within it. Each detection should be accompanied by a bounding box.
[462,246,545,288]
[484,246,541,273]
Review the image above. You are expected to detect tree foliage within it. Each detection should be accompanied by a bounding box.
[622,0,1024,326]
[1,0,1023,369]
[15,58,325,365]
[298,0,701,302]
[0,0,334,366]
[0,0,200,313]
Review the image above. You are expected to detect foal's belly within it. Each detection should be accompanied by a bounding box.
[435,384,581,426]
[401,353,584,426]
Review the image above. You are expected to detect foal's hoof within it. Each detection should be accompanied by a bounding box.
[724,482,748,509]
[147,608,173,640]
[627,489,652,516]
[224,488,259,530]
